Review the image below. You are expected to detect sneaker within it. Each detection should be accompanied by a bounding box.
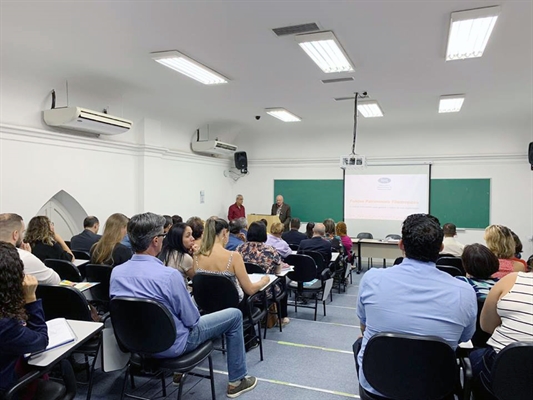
[227,376,258,398]
[281,317,290,326]
[245,339,259,352]
[173,372,183,386]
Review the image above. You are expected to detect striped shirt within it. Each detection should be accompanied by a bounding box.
[488,272,533,352]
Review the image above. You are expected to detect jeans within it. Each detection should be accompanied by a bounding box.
[182,308,246,382]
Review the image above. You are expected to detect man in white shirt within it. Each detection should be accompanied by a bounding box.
[0,213,61,285]
[441,223,465,257]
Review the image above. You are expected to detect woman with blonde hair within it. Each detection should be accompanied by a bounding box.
[484,225,526,279]
[265,222,291,258]
[25,215,74,262]
[90,213,132,267]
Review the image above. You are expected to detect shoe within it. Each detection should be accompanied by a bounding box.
[245,339,259,352]
[281,317,290,326]
[227,376,258,398]
[173,372,183,386]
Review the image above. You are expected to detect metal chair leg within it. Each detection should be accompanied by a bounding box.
[208,355,216,400]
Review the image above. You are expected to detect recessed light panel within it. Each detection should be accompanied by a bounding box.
[151,51,228,85]
[265,108,301,122]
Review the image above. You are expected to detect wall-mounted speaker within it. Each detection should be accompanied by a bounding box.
[529,142,533,170]
[234,151,248,173]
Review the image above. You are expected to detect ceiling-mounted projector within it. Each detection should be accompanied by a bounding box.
[43,107,132,135]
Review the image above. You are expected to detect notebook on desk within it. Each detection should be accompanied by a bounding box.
[27,318,77,358]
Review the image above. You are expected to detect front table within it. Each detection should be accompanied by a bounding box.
[352,238,403,272]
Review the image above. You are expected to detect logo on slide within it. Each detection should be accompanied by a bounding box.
[378,177,391,183]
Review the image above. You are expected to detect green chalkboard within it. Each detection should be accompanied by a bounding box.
[274,180,343,222]
[429,179,490,229]
[274,178,491,228]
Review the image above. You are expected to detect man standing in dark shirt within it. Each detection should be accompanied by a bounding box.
[228,195,246,222]
[70,216,101,252]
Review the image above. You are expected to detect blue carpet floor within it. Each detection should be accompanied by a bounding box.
[74,271,365,400]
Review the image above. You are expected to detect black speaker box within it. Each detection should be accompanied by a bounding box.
[234,151,248,173]
[529,142,533,166]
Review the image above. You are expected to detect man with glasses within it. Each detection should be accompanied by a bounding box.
[110,212,258,398]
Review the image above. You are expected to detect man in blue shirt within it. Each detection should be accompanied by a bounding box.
[110,212,258,398]
[355,214,477,399]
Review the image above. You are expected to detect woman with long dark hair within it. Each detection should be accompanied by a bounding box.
[0,242,48,394]
[159,223,196,286]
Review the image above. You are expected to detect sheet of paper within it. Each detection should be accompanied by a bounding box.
[45,318,77,351]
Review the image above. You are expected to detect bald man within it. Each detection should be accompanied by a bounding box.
[271,195,291,232]
[298,223,332,265]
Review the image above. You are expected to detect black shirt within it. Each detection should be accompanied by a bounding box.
[90,243,132,267]
[31,241,73,263]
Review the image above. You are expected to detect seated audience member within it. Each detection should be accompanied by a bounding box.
[172,215,183,225]
[0,242,48,395]
[238,222,290,326]
[510,230,527,268]
[228,194,246,222]
[282,218,307,246]
[90,213,132,267]
[25,216,74,262]
[484,225,526,279]
[305,222,315,239]
[266,222,291,258]
[163,215,173,234]
[159,222,195,286]
[528,254,533,272]
[457,244,500,300]
[441,223,465,256]
[323,218,342,252]
[194,218,269,350]
[0,213,60,285]
[226,220,246,251]
[336,221,353,262]
[298,223,332,264]
[260,218,268,228]
[186,216,204,250]
[70,216,101,253]
[355,214,477,399]
[470,269,533,399]
[236,217,248,237]
[110,213,259,397]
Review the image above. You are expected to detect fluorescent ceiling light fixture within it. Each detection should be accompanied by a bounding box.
[265,108,301,122]
[446,6,500,61]
[358,101,384,118]
[295,31,354,73]
[439,95,465,113]
[151,51,228,85]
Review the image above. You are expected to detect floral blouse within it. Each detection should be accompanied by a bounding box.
[236,241,283,273]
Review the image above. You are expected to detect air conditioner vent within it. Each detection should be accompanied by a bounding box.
[322,77,354,84]
[272,23,320,36]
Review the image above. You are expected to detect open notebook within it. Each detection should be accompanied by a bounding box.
[28,318,77,358]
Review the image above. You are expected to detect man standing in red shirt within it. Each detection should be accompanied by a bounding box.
[228,194,246,221]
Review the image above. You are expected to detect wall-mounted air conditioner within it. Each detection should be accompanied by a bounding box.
[191,140,238,156]
[43,107,132,135]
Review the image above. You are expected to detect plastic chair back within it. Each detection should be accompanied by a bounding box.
[288,244,299,251]
[491,342,533,400]
[192,274,240,313]
[72,250,91,260]
[84,264,112,305]
[36,285,92,321]
[357,232,373,239]
[362,332,457,400]
[436,256,465,274]
[44,259,82,282]
[285,254,317,283]
[385,234,401,240]
[110,297,176,355]
[298,250,326,277]
[436,264,465,277]
[244,262,265,274]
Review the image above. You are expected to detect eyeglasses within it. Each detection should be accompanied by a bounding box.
[155,233,167,238]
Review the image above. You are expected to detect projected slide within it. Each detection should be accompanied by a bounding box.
[345,174,429,220]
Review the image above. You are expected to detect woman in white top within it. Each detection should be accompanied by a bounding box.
[159,223,196,286]
[469,271,533,398]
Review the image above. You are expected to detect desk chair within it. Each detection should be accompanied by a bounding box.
[36,286,101,400]
[436,265,465,277]
[84,264,112,313]
[491,342,533,400]
[109,297,215,400]
[298,250,327,278]
[286,254,333,321]
[471,298,491,348]
[288,244,299,251]
[436,256,465,275]
[65,240,71,249]
[382,234,401,267]
[359,332,471,400]
[244,262,287,335]
[44,259,82,282]
[357,232,374,270]
[1,359,76,400]
[71,250,91,260]
[192,274,266,361]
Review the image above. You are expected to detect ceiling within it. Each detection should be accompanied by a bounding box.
[1,0,532,143]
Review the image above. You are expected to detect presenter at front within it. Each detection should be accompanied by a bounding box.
[228,194,246,222]
[271,195,291,232]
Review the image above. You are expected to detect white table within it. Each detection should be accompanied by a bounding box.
[351,238,403,272]
[72,259,89,267]
[28,320,103,368]
[248,273,278,291]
